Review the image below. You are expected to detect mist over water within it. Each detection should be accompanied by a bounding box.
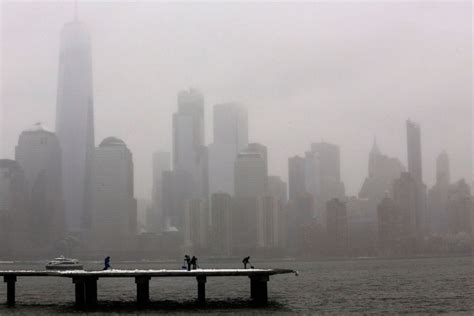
[0,1,473,313]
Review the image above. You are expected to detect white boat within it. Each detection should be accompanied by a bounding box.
[45,256,83,270]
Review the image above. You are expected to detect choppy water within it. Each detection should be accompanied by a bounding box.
[0,256,472,314]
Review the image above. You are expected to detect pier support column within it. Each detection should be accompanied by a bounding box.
[72,278,85,307]
[84,277,98,306]
[249,275,269,305]
[135,276,151,307]
[4,275,16,307]
[196,276,206,305]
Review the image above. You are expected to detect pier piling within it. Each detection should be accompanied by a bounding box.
[3,275,16,307]
[135,276,151,306]
[249,275,269,305]
[196,275,206,304]
[72,277,85,307]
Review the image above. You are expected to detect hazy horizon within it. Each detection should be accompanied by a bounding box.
[1,1,472,199]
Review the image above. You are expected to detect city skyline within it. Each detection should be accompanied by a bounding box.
[1,1,472,200]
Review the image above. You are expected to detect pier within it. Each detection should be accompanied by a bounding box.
[0,268,294,308]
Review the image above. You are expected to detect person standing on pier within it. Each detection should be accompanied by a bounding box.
[184,255,191,271]
[191,256,198,270]
[242,256,251,269]
[103,256,111,270]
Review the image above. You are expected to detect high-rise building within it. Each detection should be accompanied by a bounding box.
[213,103,248,151]
[377,195,401,255]
[267,175,287,204]
[406,120,427,237]
[326,198,348,256]
[91,137,137,251]
[15,123,64,246]
[150,151,171,232]
[286,192,316,254]
[436,151,450,186]
[234,146,267,198]
[210,193,232,256]
[173,89,205,175]
[288,155,306,201]
[248,143,268,188]
[256,194,281,249]
[359,139,405,220]
[307,142,345,222]
[428,151,451,234]
[183,198,208,253]
[172,89,208,228]
[0,159,30,255]
[406,120,423,184]
[209,103,248,195]
[447,179,472,235]
[232,145,268,254]
[311,142,341,181]
[392,172,419,252]
[55,18,95,232]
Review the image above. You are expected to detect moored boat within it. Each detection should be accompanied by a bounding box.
[45,256,83,270]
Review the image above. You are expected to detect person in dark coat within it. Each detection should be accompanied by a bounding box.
[190,256,198,270]
[184,255,191,271]
[242,256,250,269]
[103,256,111,270]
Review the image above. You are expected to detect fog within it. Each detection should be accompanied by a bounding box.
[2,1,471,199]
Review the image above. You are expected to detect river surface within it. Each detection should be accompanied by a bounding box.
[0,256,472,314]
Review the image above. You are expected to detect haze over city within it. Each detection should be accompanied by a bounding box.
[2,1,471,199]
[0,1,473,314]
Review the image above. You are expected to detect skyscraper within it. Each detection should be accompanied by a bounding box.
[15,123,64,246]
[436,151,450,186]
[428,151,451,233]
[267,175,287,204]
[210,193,232,256]
[256,194,281,249]
[406,120,427,237]
[173,89,205,176]
[326,198,348,256]
[183,198,208,253]
[55,18,95,232]
[359,139,405,220]
[392,172,419,252]
[212,103,248,151]
[377,195,402,255]
[171,89,208,228]
[232,144,268,254]
[406,120,423,184]
[91,137,137,251]
[288,155,306,201]
[0,159,30,255]
[209,103,248,195]
[150,151,171,232]
[447,179,472,235]
[308,142,345,222]
[234,148,267,198]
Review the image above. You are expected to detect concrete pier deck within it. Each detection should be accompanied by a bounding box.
[0,268,294,307]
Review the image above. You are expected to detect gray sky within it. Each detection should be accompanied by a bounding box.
[1,1,472,199]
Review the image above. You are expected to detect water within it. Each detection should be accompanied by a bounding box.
[0,256,472,314]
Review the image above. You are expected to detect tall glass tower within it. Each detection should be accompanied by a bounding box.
[55,19,95,232]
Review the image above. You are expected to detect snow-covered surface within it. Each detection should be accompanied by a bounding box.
[0,268,294,276]
[58,268,271,274]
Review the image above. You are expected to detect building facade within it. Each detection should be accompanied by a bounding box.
[91,137,137,252]
[56,19,95,232]
[15,124,64,247]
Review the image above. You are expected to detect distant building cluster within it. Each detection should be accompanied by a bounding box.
[1,18,472,260]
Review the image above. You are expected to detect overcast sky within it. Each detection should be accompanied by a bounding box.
[1,1,472,199]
